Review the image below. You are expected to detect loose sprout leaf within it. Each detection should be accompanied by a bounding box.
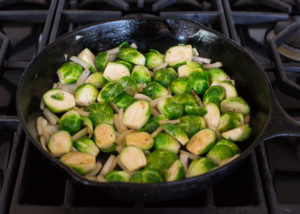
[87,103,114,126]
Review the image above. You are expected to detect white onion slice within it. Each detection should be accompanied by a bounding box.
[107,47,120,55]
[179,152,188,171]
[70,56,90,70]
[134,93,152,102]
[76,69,90,87]
[130,43,137,49]
[151,126,164,138]
[100,155,116,175]
[192,56,211,64]
[153,62,168,72]
[203,61,223,69]
[180,150,199,160]
[43,108,59,125]
[72,127,88,141]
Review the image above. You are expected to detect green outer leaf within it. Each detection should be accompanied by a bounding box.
[154,132,180,154]
[74,136,99,156]
[117,47,145,65]
[143,115,167,134]
[113,93,136,109]
[146,150,178,175]
[57,62,83,84]
[86,102,114,126]
[165,159,185,181]
[178,115,206,138]
[142,82,168,99]
[186,157,217,178]
[131,65,151,83]
[130,169,163,183]
[153,67,177,88]
[95,51,109,72]
[98,82,124,103]
[119,76,137,94]
[188,70,209,95]
[203,86,226,105]
[105,170,130,182]
[59,110,82,134]
[162,123,189,146]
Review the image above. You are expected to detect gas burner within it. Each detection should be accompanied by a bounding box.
[152,0,212,12]
[267,17,300,62]
[233,0,294,13]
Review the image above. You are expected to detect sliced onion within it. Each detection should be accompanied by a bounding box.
[85,176,97,181]
[113,114,122,133]
[40,99,45,110]
[107,47,120,55]
[153,62,168,72]
[191,90,204,107]
[70,56,90,70]
[46,125,59,136]
[192,56,211,64]
[76,69,91,87]
[179,152,188,171]
[86,161,103,177]
[150,95,171,107]
[180,150,199,160]
[151,126,164,138]
[53,83,58,89]
[40,136,48,152]
[159,119,180,125]
[71,146,78,152]
[108,53,118,62]
[167,86,172,95]
[109,156,119,172]
[100,155,116,175]
[115,144,124,153]
[96,175,107,182]
[37,117,43,136]
[41,118,49,141]
[74,106,90,117]
[43,108,59,125]
[134,93,152,102]
[231,79,236,86]
[109,102,119,113]
[192,48,199,56]
[151,107,160,116]
[116,129,134,145]
[130,43,137,49]
[220,154,240,167]
[118,108,128,132]
[72,127,88,141]
[56,83,77,94]
[203,61,223,69]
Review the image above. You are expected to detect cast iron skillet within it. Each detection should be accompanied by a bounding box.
[17,18,300,201]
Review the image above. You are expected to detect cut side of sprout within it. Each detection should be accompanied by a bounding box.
[78,48,96,72]
[103,62,130,81]
[165,45,192,67]
[125,131,154,150]
[47,131,72,157]
[60,152,96,175]
[70,56,90,71]
[43,89,75,113]
[153,62,168,72]
[203,103,220,129]
[123,101,151,130]
[118,146,147,172]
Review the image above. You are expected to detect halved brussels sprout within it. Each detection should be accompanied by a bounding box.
[165,45,192,67]
[119,41,130,48]
[143,115,168,134]
[220,97,250,115]
[87,102,114,126]
[208,68,230,82]
[119,76,138,94]
[165,159,185,181]
[123,100,151,130]
[78,48,96,72]
[186,128,217,155]
[171,77,190,95]
[186,157,217,178]
[131,65,151,83]
[125,131,154,150]
[178,61,204,77]
[154,132,180,154]
[203,103,220,129]
[113,93,135,109]
[58,110,82,134]
[145,49,164,69]
[75,83,98,106]
[221,124,251,142]
[217,112,244,132]
[57,62,83,84]
[43,89,75,113]
[95,51,109,72]
[130,169,163,183]
[146,150,177,175]
[203,86,226,105]
[60,152,96,175]
[188,70,209,95]
[103,62,130,81]
[142,82,168,99]
[47,130,72,157]
[153,67,177,88]
[117,47,145,65]
[119,146,147,172]
[178,115,206,138]
[162,123,189,146]
[207,139,240,164]
[184,103,207,116]
[97,82,124,103]
[105,170,130,182]
[74,136,99,156]
[115,59,133,71]
[94,123,116,150]
[217,139,240,154]
[158,97,183,119]
[211,81,237,98]
[173,93,196,106]
[85,72,106,89]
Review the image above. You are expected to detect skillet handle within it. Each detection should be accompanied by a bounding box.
[261,92,300,141]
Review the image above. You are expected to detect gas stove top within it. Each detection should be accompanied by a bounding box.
[0,0,300,214]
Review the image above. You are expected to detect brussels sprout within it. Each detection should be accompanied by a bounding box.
[203,103,220,129]
[220,97,250,115]
[113,93,135,109]
[119,146,147,172]
[165,159,185,181]
[130,169,163,183]
[158,97,183,119]
[115,59,133,71]
[217,112,244,132]
[119,76,138,94]
[146,150,177,175]
[153,68,177,88]
[165,45,192,67]
[203,86,226,105]
[208,68,230,82]
[178,61,204,77]
[103,62,130,82]
[60,152,96,175]
[186,128,217,155]
[97,82,124,103]
[154,132,181,154]
[171,77,191,95]
[123,101,151,130]
[131,65,151,83]
[75,83,98,106]
[78,48,96,72]
[173,93,196,106]
[58,110,82,134]
[145,49,164,69]
[95,51,108,72]
[211,81,237,98]
[142,82,168,99]
[184,103,207,116]
[143,115,167,134]
[119,41,130,48]
[81,116,93,134]
[117,47,146,65]
[162,123,189,146]
[87,102,114,126]
[74,136,99,156]
[105,170,130,182]
[207,140,240,164]
[94,123,116,150]
[188,70,209,95]
[85,72,106,88]
[178,115,206,138]
[43,89,75,113]
[125,131,154,150]
[222,124,251,142]
[57,62,83,84]
[47,130,72,157]
[186,157,217,178]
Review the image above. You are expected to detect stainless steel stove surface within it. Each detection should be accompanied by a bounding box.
[0,0,300,214]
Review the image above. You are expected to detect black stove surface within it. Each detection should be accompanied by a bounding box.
[0,0,300,214]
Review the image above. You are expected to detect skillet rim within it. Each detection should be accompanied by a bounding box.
[16,17,273,188]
